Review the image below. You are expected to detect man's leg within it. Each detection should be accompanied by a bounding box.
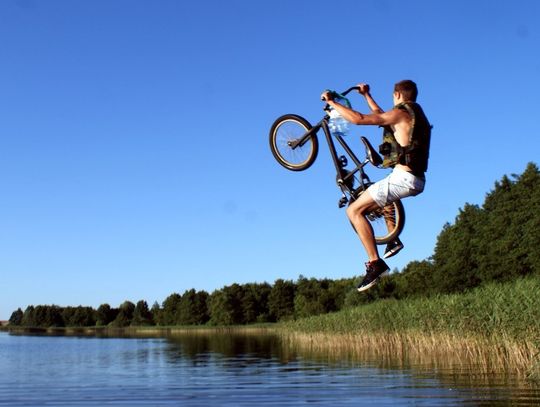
[346,191,381,262]
[347,190,391,292]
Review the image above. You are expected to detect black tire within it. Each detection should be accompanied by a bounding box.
[349,193,406,245]
[369,199,406,244]
[269,114,318,171]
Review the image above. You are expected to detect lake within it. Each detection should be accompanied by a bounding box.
[1,330,538,406]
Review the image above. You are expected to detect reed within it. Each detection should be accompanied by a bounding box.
[279,276,540,375]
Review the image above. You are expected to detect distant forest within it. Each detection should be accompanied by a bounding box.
[8,162,540,328]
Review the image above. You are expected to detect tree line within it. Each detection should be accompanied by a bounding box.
[8,278,353,328]
[9,162,540,328]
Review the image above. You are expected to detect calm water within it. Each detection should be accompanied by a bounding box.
[0,331,539,406]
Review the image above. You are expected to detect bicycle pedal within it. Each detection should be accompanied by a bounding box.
[338,196,348,208]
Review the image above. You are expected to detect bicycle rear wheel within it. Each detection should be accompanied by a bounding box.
[269,114,318,171]
[368,199,406,245]
[349,194,406,244]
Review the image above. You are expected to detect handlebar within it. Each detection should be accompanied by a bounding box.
[320,86,360,101]
[341,86,361,96]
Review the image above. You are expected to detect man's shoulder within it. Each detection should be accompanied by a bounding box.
[393,106,413,125]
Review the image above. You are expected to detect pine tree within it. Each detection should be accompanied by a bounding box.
[8,308,24,326]
[432,204,483,293]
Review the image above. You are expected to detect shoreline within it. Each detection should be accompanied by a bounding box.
[1,324,274,337]
[4,277,540,377]
[3,323,539,377]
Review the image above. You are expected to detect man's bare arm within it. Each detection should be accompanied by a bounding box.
[358,83,384,114]
[325,99,404,126]
[364,93,384,113]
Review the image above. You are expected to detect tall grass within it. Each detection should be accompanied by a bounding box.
[283,276,540,339]
[279,276,540,375]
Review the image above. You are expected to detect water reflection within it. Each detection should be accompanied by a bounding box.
[161,331,540,405]
[1,330,539,406]
[165,332,284,361]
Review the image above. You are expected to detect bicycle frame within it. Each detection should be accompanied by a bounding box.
[269,86,405,243]
[290,114,379,207]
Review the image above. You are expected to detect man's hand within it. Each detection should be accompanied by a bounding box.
[357,83,370,95]
[321,90,334,102]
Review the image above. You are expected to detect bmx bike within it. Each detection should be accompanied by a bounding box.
[269,86,405,244]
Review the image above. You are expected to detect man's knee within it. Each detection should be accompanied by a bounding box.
[346,204,356,220]
[347,197,377,220]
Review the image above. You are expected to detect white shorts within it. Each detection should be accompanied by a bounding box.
[367,167,426,207]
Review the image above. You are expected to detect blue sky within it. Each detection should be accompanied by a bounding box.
[1,0,539,319]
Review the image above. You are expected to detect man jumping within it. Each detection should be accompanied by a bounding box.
[321,80,431,292]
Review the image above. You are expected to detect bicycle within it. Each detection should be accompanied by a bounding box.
[269,86,405,244]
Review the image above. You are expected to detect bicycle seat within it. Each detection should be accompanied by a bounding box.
[361,137,383,167]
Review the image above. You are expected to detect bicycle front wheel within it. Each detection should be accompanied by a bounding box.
[368,199,406,245]
[269,114,318,171]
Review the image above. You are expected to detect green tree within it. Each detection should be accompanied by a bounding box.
[177,289,198,325]
[294,277,335,318]
[328,278,356,310]
[394,260,436,299]
[96,303,117,326]
[150,301,163,325]
[62,306,96,327]
[132,300,154,326]
[193,290,210,325]
[517,163,540,274]
[432,204,483,293]
[61,307,76,326]
[418,162,539,295]
[111,301,135,327]
[160,293,182,326]
[476,163,540,282]
[208,284,245,325]
[21,306,36,327]
[242,283,271,324]
[268,279,296,321]
[8,308,24,326]
[177,290,209,325]
[33,305,64,327]
[476,174,523,282]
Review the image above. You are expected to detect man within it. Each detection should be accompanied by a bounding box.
[321,80,431,292]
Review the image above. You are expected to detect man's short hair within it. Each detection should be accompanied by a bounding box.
[394,80,418,101]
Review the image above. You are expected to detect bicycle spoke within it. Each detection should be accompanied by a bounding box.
[273,119,313,168]
[366,201,405,244]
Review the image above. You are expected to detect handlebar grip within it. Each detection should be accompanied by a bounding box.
[321,90,337,102]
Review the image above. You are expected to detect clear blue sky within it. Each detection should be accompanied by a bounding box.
[1,0,539,320]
